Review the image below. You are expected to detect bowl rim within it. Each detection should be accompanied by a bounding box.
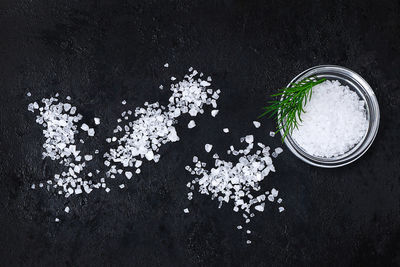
[279,65,380,168]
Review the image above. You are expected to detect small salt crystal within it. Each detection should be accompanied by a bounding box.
[171,77,176,81]
[275,147,283,155]
[211,110,219,117]
[183,208,189,213]
[27,92,31,97]
[204,144,213,153]
[223,128,229,133]
[164,63,169,68]
[125,171,133,179]
[246,240,252,244]
[64,206,70,213]
[119,184,125,189]
[84,155,93,161]
[269,131,275,137]
[94,117,100,125]
[55,218,60,222]
[253,121,261,128]
[245,135,254,144]
[279,207,285,212]
[122,100,126,105]
[81,123,89,131]
[87,128,95,136]
[188,120,196,129]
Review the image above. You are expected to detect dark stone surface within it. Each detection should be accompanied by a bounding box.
[1,0,399,266]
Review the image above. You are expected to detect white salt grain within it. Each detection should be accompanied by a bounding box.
[125,171,133,179]
[211,110,219,117]
[188,120,196,129]
[94,117,100,125]
[183,208,189,213]
[64,206,70,213]
[223,128,229,133]
[204,144,213,153]
[253,121,261,128]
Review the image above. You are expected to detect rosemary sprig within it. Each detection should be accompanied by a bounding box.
[259,76,326,142]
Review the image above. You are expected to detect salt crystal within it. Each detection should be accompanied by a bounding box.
[188,120,196,129]
[84,155,93,161]
[223,128,229,133]
[81,123,89,131]
[204,144,213,153]
[253,121,261,128]
[94,117,100,125]
[164,63,169,68]
[122,100,126,105]
[55,218,60,222]
[64,206,70,213]
[183,208,189,213]
[269,131,275,137]
[119,184,125,189]
[211,110,219,117]
[87,128,95,136]
[245,135,254,144]
[279,207,285,212]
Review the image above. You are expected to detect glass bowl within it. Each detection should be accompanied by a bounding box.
[279,65,380,168]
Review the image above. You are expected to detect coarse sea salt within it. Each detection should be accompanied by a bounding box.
[103,69,220,180]
[28,96,101,198]
[291,80,368,157]
[185,135,284,244]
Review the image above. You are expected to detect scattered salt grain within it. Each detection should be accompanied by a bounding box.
[183,208,189,213]
[164,63,169,68]
[253,121,261,128]
[204,144,213,153]
[81,123,89,131]
[55,218,60,222]
[211,110,219,117]
[125,171,132,179]
[279,207,285,212]
[87,128,95,136]
[188,120,196,129]
[94,117,100,125]
[119,184,125,189]
[64,206,70,213]
[223,128,229,133]
[269,131,275,137]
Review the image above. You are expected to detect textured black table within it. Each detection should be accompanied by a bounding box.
[1,0,399,266]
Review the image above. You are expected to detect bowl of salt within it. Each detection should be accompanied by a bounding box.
[280,65,380,168]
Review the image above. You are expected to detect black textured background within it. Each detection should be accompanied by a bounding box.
[1,0,400,266]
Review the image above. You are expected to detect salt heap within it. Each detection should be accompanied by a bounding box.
[185,134,284,242]
[28,96,100,197]
[103,68,220,178]
[291,80,368,157]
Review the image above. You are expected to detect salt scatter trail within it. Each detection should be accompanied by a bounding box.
[291,80,368,157]
[185,134,284,243]
[103,68,220,179]
[28,95,101,197]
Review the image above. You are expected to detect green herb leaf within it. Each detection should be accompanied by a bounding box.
[259,76,326,142]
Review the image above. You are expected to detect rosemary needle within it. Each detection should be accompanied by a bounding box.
[259,76,326,142]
